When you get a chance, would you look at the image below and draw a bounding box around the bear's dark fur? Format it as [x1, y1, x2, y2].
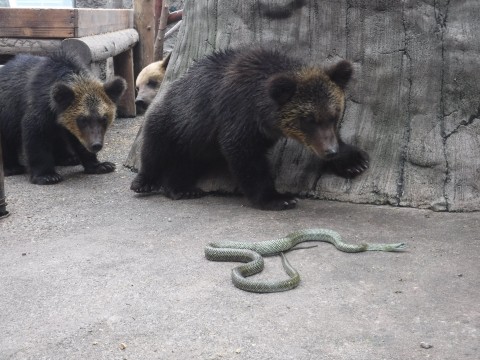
[0, 52, 126, 185]
[131, 48, 369, 210]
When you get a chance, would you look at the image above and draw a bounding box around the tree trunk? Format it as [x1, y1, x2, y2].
[125, 0, 480, 212]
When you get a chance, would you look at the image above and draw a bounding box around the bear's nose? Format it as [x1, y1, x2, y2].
[91, 143, 103, 153]
[135, 99, 147, 114]
[324, 147, 338, 159]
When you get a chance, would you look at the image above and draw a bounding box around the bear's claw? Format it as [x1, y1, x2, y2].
[84, 161, 116, 174]
[164, 187, 206, 200]
[31, 173, 63, 185]
[330, 148, 370, 179]
[256, 195, 297, 211]
[130, 173, 160, 193]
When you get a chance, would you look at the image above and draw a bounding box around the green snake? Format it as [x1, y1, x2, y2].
[205, 228, 406, 293]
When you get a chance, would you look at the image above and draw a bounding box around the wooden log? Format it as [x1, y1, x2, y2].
[113, 48, 136, 117]
[125, 0, 480, 212]
[165, 20, 182, 39]
[62, 29, 138, 118]
[0, 38, 62, 56]
[167, 10, 183, 24]
[154, 0, 163, 35]
[61, 28, 139, 63]
[133, 0, 156, 79]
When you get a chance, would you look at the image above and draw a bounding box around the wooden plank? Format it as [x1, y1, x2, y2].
[0, 8, 74, 38]
[75, 9, 134, 37]
[0, 8, 133, 39]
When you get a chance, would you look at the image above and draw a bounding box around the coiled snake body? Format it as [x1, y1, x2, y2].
[205, 228, 406, 293]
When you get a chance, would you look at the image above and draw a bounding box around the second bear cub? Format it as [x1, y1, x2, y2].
[0, 52, 126, 185]
[131, 48, 369, 210]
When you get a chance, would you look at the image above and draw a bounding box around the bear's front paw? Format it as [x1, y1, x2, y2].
[164, 186, 205, 200]
[330, 148, 369, 179]
[31, 173, 63, 185]
[255, 194, 297, 211]
[84, 161, 116, 174]
[131, 173, 159, 193]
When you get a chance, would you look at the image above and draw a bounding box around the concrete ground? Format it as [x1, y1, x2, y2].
[0, 116, 479, 360]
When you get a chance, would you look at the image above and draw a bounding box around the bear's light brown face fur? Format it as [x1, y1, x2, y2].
[53, 75, 126, 153]
[269, 60, 352, 159]
[135, 53, 171, 114]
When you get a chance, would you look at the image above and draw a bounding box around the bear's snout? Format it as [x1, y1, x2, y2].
[90, 143, 103, 153]
[80, 126, 106, 154]
[308, 127, 339, 159]
[135, 98, 148, 115]
[324, 146, 339, 159]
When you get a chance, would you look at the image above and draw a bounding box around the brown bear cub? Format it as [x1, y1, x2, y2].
[0, 51, 126, 185]
[135, 52, 171, 115]
[131, 48, 369, 210]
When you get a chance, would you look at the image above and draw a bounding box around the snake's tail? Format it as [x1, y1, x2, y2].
[365, 243, 407, 252]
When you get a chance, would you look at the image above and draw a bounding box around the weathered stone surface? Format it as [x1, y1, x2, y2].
[126, 0, 480, 211]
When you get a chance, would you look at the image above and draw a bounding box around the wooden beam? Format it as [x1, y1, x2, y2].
[133, 0, 156, 79]
[167, 10, 183, 24]
[153, 0, 169, 61]
[74, 9, 134, 37]
[114, 49, 136, 117]
[61, 29, 139, 63]
[0, 8, 133, 39]
[0, 8, 74, 38]
[0, 38, 62, 56]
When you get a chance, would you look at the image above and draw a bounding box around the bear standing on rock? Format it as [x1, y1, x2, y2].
[0, 51, 126, 185]
[131, 48, 369, 210]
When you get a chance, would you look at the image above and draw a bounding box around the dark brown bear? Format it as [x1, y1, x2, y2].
[0, 51, 126, 185]
[131, 48, 369, 210]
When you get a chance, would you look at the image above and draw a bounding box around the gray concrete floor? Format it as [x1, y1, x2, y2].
[1, 117, 479, 360]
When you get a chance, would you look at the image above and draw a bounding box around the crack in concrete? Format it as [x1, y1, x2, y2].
[204, 0, 218, 51]
[435, 0, 451, 211]
[396, 2, 413, 206]
[444, 105, 480, 139]
[378, 48, 407, 55]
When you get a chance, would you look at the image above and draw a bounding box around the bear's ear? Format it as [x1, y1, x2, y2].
[268, 74, 297, 105]
[51, 83, 75, 112]
[161, 51, 172, 70]
[104, 77, 127, 103]
[326, 60, 353, 89]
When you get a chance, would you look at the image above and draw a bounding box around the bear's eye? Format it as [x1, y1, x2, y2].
[327, 115, 337, 125]
[300, 115, 316, 124]
[100, 116, 109, 127]
[76, 117, 88, 128]
[147, 80, 159, 88]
